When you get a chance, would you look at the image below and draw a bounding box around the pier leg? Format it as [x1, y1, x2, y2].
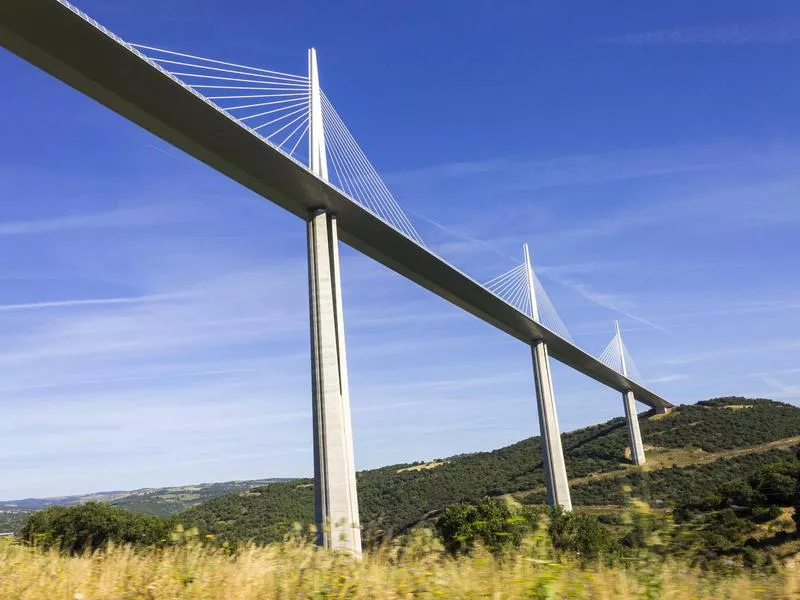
[308, 208, 361, 557]
[622, 390, 646, 466]
[531, 341, 572, 510]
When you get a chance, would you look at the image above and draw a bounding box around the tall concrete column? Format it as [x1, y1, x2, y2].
[622, 390, 646, 466]
[614, 321, 646, 466]
[531, 340, 572, 511]
[308, 208, 362, 557]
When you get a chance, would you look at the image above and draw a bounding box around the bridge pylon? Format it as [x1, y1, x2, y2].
[524, 244, 572, 511]
[306, 48, 362, 557]
[614, 321, 646, 466]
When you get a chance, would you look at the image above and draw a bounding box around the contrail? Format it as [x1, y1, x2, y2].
[0, 294, 177, 312]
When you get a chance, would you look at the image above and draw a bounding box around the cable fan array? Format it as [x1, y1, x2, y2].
[127, 43, 649, 384]
[321, 93, 424, 246]
[482, 256, 651, 383]
[482, 261, 574, 343]
[130, 46, 424, 246]
[131, 45, 312, 165]
[597, 328, 643, 383]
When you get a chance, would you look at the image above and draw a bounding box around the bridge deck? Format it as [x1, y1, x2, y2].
[0, 0, 672, 410]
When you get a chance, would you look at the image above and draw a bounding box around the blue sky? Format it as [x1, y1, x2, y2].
[1, 0, 799, 499]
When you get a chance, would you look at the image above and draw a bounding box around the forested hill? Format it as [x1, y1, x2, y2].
[180, 397, 800, 546]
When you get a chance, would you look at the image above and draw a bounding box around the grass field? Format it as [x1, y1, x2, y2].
[2, 536, 799, 599]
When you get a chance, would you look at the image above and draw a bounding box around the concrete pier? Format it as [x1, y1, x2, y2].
[531, 340, 572, 511]
[613, 322, 647, 466]
[622, 390, 646, 466]
[308, 208, 362, 557]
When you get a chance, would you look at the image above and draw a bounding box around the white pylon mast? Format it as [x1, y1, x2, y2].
[615, 320, 628, 378]
[523, 243, 540, 322]
[308, 48, 328, 181]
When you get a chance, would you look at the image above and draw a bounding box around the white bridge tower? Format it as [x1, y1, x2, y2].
[615, 321, 646, 466]
[306, 48, 362, 557]
[524, 244, 572, 510]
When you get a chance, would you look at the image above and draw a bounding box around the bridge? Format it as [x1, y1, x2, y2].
[1, 0, 672, 558]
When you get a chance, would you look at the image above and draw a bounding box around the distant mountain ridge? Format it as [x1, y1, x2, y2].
[0, 479, 293, 512]
[1, 491, 128, 510]
[0, 479, 292, 533]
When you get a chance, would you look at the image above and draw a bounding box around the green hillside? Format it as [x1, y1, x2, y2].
[180, 397, 800, 546]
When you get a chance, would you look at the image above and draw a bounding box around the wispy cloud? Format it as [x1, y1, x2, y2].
[410, 202, 667, 334]
[391, 143, 718, 195]
[759, 377, 800, 401]
[0, 294, 179, 312]
[411, 212, 518, 264]
[0, 265, 309, 369]
[532, 176, 800, 250]
[409, 204, 666, 334]
[569, 319, 654, 338]
[647, 374, 690, 384]
[540, 271, 669, 333]
[0, 205, 184, 237]
[392, 142, 800, 276]
[537, 261, 635, 278]
[745, 367, 800, 378]
[607, 23, 800, 46]
[0, 365, 266, 394]
[364, 371, 529, 395]
[656, 299, 800, 323]
[666, 339, 800, 365]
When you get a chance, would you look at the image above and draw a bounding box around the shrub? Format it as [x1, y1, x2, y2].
[547, 506, 616, 560]
[435, 497, 538, 555]
[753, 505, 783, 523]
[742, 546, 760, 568]
[750, 463, 800, 505]
[718, 479, 764, 508]
[768, 505, 783, 521]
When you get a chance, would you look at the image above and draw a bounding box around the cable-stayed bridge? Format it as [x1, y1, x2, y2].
[0, 0, 672, 558]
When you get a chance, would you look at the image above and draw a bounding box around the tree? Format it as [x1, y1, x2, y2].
[21, 503, 171, 554]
